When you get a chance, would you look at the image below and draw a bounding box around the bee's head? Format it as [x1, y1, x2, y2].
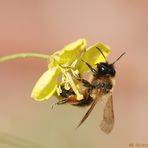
[96, 62, 115, 77]
[95, 47, 125, 77]
[81, 47, 125, 78]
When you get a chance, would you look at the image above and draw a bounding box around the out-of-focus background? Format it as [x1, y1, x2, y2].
[0, 0, 148, 148]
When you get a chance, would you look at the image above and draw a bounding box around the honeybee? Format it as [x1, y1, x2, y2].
[56, 47, 125, 134]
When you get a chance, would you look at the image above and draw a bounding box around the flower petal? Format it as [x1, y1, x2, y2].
[31, 66, 60, 101]
[48, 39, 87, 68]
[58, 39, 87, 65]
[48, 55, 59, 68]
[76, 43, 110, 74]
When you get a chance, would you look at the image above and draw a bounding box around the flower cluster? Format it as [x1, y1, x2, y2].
[31, 39, 110, 101]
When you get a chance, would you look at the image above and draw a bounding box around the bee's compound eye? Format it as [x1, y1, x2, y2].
[100, 66, 105, 71]
[99, 65, 107, 75]
[108, 64, 116, 76]
[108, 68, 115, 76]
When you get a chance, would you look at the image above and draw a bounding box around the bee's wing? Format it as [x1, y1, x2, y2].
[99, 94, 114, 134]
[77, 90, 103, 128]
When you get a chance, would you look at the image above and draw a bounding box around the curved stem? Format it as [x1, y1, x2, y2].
[0, 53, 49, 63]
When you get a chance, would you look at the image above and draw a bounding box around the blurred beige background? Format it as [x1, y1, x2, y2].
[0, 0, 148, 148]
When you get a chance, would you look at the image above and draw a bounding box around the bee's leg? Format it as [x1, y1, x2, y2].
[81, 60, 98, 76]
[67, 95, 81, 105]
[67, 90, 93, 106]
[56, 98, 69, 105]
[77, 78, 93, 88]
[55, 95, 80, 105]
[56, 91, 93, 106]
[50, 98, 69, 109]
[65, 94, 92, 106]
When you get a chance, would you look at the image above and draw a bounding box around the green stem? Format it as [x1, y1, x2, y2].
[0, 53, 49, 63]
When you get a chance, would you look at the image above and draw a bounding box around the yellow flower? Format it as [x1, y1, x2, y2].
[31, 39, 110, 101]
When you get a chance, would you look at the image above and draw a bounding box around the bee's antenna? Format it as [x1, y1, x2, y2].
[96, 47, 108, 63]
[112, 52, 126, 65]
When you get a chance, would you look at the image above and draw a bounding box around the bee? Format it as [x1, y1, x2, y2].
[56, 47, 125, 134]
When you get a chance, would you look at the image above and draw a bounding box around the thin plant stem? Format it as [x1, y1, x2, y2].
[0, 53, 49, 63]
